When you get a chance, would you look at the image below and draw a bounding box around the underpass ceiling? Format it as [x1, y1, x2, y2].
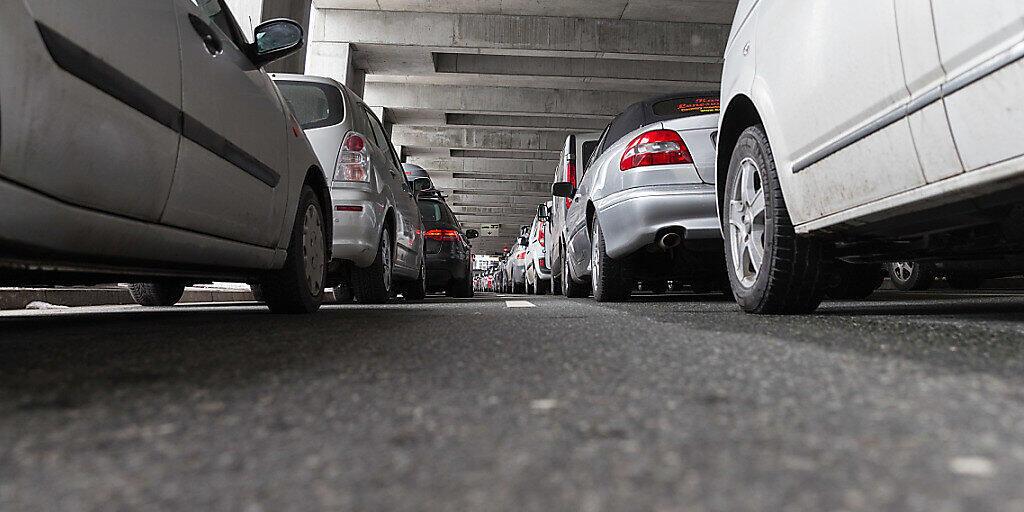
[307, 0, 737, 253]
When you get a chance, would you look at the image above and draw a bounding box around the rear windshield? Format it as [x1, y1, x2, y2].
[418, 200, 451, 223]
[651, 96, 720, 120]
[275, 81, 345, 129]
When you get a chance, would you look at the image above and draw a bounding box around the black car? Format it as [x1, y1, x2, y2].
[418, 195, 479, 297]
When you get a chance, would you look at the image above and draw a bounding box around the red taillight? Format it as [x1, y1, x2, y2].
[425, 229, 460, 241]
[539, 258, 546, 268]
[335, 205, 363, 212]
[516, 252, 526, 259]
[565, 160, 576, 209]
[336, 132, 371, 182]
[620, 130, 692, 171]
[539, 224, 545, 247]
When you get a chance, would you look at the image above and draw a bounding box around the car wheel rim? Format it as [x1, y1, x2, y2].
[728, 157, 766, 289]
[302, 204, 326, 296]
[893, 262, 914, 282]
[591, 225, 601, 295]
[382, 232, 392, 292]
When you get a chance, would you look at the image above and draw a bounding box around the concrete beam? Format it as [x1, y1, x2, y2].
[364, 83, 651, 117]
[305, 42, 366, 97]
[391, 126, 570, 153]
[445, 114, 608, 132]
[450, 149, 560, 159]
[430, 177, 550, 194]
[406, 156, 556, 175]
[434, 53, 722, 84]
[318, 10, 730, 61]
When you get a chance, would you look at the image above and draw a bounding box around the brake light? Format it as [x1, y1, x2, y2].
[335, 131, 371, 182]
[425, 229, 460, 241]
[539, 258, 546, 268]
[620, 130, 691, 171]
[539, 223, 545, 247]
[516, 252, 526, 259]
[565, 159, 576, 209]
[335, 205, 363, 212]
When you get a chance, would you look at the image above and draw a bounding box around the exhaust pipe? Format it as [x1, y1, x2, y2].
[658, 232, 682, 250]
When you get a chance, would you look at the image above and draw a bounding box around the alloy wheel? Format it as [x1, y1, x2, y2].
[727, 157, 766, 288]
[892, 261, 914, 283]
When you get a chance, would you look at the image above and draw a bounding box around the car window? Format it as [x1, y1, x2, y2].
[581, 140, 599, 170]
[275, 81, 345, 129]
[650, 95, 720, 121]
[363, 108, 404, 171]
[190, 0, 248, 48]
[418, 200, 443, 222]
[585, 125, 611, 175]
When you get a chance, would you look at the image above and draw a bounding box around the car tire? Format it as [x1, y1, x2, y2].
[352, 229, 394, 304]
[249, 283, 265, 303]
[260, 185, 327, 314]
[591, 217, 632, 302]
[562, 246, 589, 298]
[886, 261, 935, 291]
[128, 282, 185, 307]
[537, 278, 550, 295]
[513, 281, 525, 294]
[332, 285, 354, 303]
[403, 259, 427, 301]
[646, 281, 667, 294]
[946, 272, 985, 290]
[723, 124, 827, 314]
[826, 261, 883, 300]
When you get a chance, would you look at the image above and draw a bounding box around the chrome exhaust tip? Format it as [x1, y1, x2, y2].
[658, 232, 682, 250]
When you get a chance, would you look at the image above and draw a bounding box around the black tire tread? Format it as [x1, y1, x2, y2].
[128, 282, 185, 307]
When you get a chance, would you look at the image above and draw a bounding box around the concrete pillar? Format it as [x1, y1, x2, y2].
[306, 42, 365, 98]
[260, 0, 312, 74]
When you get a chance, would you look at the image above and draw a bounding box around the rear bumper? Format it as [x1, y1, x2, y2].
[330, 187, 385, 268]
[531, 256, 551, 280]
[425, 252, 469, 289]
[594, 184, 720, 260]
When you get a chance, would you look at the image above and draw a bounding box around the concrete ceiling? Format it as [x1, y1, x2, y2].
[306, 0, 736, 254]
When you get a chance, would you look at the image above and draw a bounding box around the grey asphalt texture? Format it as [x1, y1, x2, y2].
[2, 290, 1024, 511]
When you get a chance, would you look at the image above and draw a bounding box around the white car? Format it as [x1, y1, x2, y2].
[272, 74, 427, 303]
[0, 0, 330, 313]
[718, 0, 1024, 313]
[524, 202, 552, 294]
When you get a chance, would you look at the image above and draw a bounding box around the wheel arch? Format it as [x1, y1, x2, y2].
[303, 166, 332, 258]
[716, 94, 763, 219]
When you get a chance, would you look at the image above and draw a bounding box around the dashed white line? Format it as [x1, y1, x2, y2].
[505, 300, 536, 308]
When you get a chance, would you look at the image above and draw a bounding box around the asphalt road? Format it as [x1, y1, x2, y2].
[3, 290, 1024, 511]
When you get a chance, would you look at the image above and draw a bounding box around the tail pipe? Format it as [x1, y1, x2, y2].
[656, 229, 684, 250]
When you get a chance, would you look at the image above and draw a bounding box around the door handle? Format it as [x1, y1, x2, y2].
[188, 14, 223, 56]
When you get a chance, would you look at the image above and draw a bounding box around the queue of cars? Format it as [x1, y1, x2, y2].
[4, 1, 1023, 316]
[484, 2, 1024, 315]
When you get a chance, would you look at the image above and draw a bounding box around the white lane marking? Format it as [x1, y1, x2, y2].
[505, 300, 536, 308]
[530, 398, 558, 410]
[949, 456, 996, 476]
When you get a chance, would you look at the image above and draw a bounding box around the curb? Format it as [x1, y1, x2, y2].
[0, 286, 255, 310]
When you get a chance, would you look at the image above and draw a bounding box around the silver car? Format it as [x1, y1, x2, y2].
[273, 74, 426, 303]
[0, 0, 330, 313]
[553, 93, 725, 301]
[525, 202, 552, 295]
[548, 132, 601, 295]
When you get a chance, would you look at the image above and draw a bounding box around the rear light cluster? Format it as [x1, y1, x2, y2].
[564, 159, 576, 209]
[539, 222, 546, 247]
[425, 229, 460, 241]
[335, 131, 371, 182]
[516, 252, 526, 259]
[620, 130, 692, 171]
[539, 258, 546, 268]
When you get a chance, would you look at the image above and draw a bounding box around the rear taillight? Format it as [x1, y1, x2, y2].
[539, 258, 546, 268]
[565, 160, 576, 209]
[335, 131, 371, 182]
[516, 252, 526, 259]
[425, 229, 460, 241]
[539, 223, 545, 247]
[620, 130, 692, 171]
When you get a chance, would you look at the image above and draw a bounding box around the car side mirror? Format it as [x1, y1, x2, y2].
[465, 229, 480, 239]
[412, 177, 433, 194]
[250, 19, 304, 67]
[537, 203, 550, 220]
[551, 181, 574, 198]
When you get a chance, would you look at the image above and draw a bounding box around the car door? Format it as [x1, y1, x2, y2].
[11, 0, 181, 221]
[756, 0, 925, 225]
[892, 0, 965, 184]
[566, 127, 610, 272]
[161, 0, 291, 247]
[929, 1, 1024, 172]
[550, 135, 575, 271]
[364, 107, 419, 273]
